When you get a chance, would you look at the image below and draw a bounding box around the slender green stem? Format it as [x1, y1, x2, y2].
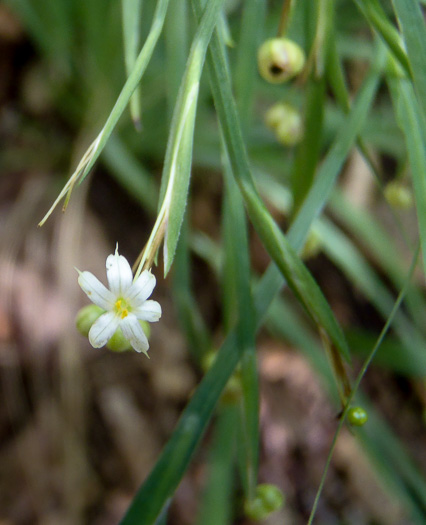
[307, 243, 420, 525]
[277, 0, 295, 37]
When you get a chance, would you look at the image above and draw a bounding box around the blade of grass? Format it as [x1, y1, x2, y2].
[195, 405, 237, 525]
[233, 0, 266, 127]
[387, 73, 426, 277]
[39, 0, 170, 226]
[192, 0, 351, 363]
[291, 76, 326, 212]
[355, 0, 411, 77]
[137, 0, 226, 276]
[164, 0, 188, 119]
[119, 331, 241, 524]
[122, 0, 143, 128]
[222, 147, 258, 500]
[391, 0, 426, 122]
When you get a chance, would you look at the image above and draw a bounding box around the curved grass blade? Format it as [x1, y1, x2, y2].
[355, 0, 411, 76]
[39, 0, 170, 226]
[136, 0, 226, 277]
[192, 0, 350, 363]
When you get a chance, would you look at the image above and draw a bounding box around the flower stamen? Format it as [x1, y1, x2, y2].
[115, 299, 129, 319]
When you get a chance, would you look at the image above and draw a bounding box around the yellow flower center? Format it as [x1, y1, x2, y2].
[115, 299, 129, 319]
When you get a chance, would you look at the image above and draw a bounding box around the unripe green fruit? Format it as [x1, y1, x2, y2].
[265, 103, 304, 146]
[347, 406, 368, 426]
[106, 321, 150, 352]
[384, 181, 413, 210]
[76, 305, 104, 337]
[244, 484, 284, 520]
[301, 228, 322, 260]
[258, 38, 305, 84]
[202, 350, 242, 403]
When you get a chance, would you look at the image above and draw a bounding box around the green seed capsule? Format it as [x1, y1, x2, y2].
[347, 406, 368, 426]
[76, 304, 104, 337]
[384, 181, 413, 210]
[258, 38, 305, 84]
[265, 103, 304, 146]
[244, 484, 285, 520]
[106, 321, 150, 352]
[301, 228, 321, 260]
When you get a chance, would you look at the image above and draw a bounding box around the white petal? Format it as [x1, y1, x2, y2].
[106, 247, 133, 296]
[78, 270, 115, 310]
[133, 300, 162, 322]
[120, 314, 150, 355]
[127, 270, 156, 306]
[89, 311, 120, 348]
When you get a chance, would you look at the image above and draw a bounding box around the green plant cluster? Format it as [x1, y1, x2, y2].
[6, 0, 426, 523]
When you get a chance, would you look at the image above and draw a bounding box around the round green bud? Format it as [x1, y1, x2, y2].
[347, 406, 368, 427]
[301, 228, 322, 260]
[265, 103, 304, 146]
[244, 484, 285, 521]
[384, 181, 413, 210]
[202, 350, 242, 403]
[76, 305, 104, 337]
[201, 350, 217, 372]
[106, 321, 150, 353]
[257, 38, 305, 84]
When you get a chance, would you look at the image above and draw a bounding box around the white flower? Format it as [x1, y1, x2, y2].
[77, 247, 161, 356]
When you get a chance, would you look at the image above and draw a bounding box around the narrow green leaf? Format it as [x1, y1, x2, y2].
[289, 41, 386, 245]
[387, 75, 426, 277]
[161, 0, 226, 275]
[119, 332, 241, 524]
[233, 0, 266, 127]
[192, 0, 351, 362]
[195, 406, 237, 525]
[39, 0, 170, 225]
[164, 0, 188, 119]
[222, 148, 258, 499]
[122, 0, 143, 128]
[391, 0, 426, 121]
[291, 76, 326, 212]
[355, 0, 411, 76]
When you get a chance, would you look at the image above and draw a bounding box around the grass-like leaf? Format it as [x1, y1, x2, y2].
[38, 0, 170, 226]
[387, 74, 426, 278]
[147, 0, 226, 276]
[392, 0, 426, 121]
[193, 0, 350, 363]
[121, 0, 143, 128]
[222, 153, 258, 499]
